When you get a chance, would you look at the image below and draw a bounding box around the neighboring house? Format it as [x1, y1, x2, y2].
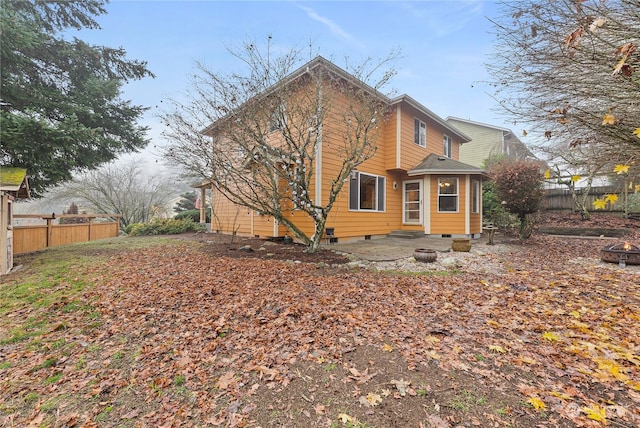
[1, 167, 30, 275]
[445, 117, 535, 168]
[202, 57, 485, 242]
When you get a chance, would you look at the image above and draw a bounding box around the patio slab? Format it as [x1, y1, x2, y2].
[324, 236, 483, 261]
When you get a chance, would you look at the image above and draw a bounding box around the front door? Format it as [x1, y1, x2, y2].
[403, 180, 422, 225]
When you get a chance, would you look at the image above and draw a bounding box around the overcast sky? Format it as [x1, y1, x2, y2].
[73, 0, 523, 165]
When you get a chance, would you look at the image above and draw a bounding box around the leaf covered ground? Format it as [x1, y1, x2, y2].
[1, 214, 639, 427]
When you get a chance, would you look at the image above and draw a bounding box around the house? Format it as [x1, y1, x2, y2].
[200, 57, 485, 242]
[1, 167, 30, 275]
[445, 117, 535, 168]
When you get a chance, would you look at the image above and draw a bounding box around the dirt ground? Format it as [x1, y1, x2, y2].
[2, 212, 639, 428]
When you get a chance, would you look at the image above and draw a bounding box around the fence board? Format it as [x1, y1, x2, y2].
[13, 214, 121, 254]
[543, 185, 630, 213]
[13, 226, 47, 254]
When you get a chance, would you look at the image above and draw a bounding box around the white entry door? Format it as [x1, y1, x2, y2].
[403, 180, 422, 224]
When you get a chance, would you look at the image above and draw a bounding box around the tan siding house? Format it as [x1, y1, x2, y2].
[201, 58, 486, 242]
[446, 117, 535, 168]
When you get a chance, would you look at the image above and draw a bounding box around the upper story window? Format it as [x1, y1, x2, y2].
[349, 171, 386, 212]
[414, 118, 426, 147]
[269, 104, 286, 132]
[438, 177, 458, 212]
[443, 135, 452, 158]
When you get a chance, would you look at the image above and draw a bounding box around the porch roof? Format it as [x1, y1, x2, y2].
[408, 153, 486, 177]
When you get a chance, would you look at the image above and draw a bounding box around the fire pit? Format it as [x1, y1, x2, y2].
[601, 242, 640, 266]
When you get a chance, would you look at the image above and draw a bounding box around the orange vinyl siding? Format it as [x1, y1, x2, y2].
[428, 176, 467, 235]
[382, 105, 399, 170]
[314, 89, 401, 240]
[397, 105, 431, 171]
[210, 189, 252, 235]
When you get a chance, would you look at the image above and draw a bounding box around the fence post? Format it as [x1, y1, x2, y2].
[46, 217, 53, 248]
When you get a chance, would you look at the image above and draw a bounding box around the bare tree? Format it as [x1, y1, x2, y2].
[58, 159, 174, 230]
[161, 41, 397, 252]
[488, 0, 640, 166]
[540, 142, 610, 219]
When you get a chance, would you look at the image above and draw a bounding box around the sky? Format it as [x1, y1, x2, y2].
[72, 0, 522, 167]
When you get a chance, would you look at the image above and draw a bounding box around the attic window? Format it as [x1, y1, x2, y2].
[443, 135, 452, 158]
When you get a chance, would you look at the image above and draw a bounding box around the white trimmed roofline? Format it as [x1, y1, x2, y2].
[201, 56, 391, 135]
[391, 96, 472, 144]
[445, 116, 525, 145]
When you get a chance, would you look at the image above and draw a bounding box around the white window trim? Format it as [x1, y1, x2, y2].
[414, 118, 426, 147]
[437, 177, 459, 213]
[443, 135, 452, 158]
[349, 171, 386, 212]
[403, 180, 422, 224]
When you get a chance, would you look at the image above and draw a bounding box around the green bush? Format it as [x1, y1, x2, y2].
[127, 218, 206, 236]
[124, 223, 139, 235]
[174, 208, 210, 223]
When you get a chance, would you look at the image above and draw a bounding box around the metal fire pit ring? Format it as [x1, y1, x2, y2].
[601, 242, 640, 265]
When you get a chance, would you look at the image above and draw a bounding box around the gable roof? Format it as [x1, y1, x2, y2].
[396, 97, 471, 143]
[0, 167, 30, 198]
[202, 56, 391, 135]
[445, 116, 526, 144]
[408, 153, 485, 176]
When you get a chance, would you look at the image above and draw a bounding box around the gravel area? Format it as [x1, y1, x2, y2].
[340, 243, 640, 276]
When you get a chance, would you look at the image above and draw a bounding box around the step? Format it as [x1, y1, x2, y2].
[387, 230, 425, 239]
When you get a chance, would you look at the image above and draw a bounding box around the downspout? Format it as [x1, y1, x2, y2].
[315, 85, 323, 215]
[396, 105, 402, 169]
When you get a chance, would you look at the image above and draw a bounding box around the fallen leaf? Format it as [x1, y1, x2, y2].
[527, 397, 546, 411]
[488, 345, 506, 353]
[362, 392, 382, 406]
[216, 371, 236, 390]
[542, 332, 560, 341]
[338, 413, 354, 423]
[583, 404, 607, 422]
[390, 379, 411, 397]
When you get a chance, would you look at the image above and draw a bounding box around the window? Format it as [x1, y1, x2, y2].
[471, 179, 480, 214]
[349, 172, 386, 212]
[414, 118, 426, 147]
[269, 104, 286, 132]
[438, 177, 458, 212]
[443, 135, 452, 158]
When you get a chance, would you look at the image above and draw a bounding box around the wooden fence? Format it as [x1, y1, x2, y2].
[543, 185, 631, 213]
[13, 214, 121, 254]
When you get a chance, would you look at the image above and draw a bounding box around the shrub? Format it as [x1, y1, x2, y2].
[488, 159, 545, 240]
[127, 218, 206, 236]
[174, 208, 211, 223]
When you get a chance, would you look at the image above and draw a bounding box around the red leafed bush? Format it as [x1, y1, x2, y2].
[488, 159, 545, 239]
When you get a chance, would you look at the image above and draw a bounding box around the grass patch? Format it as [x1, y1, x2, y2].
[448, 390, 486, 412]
[43, 372, 63, 385]
[0, 238, 181, 345]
